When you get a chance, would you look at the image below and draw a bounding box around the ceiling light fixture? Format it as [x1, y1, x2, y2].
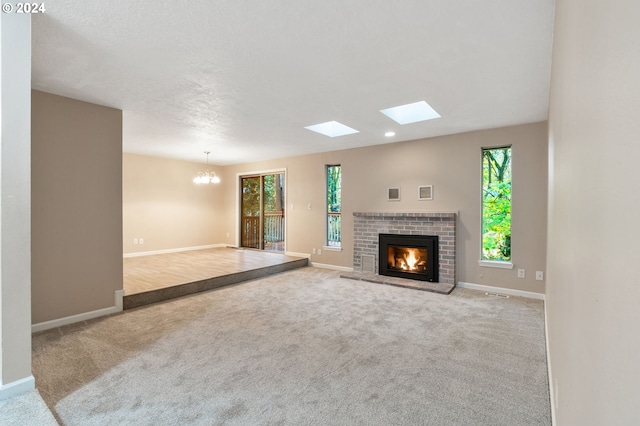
[380, 100, 441, 124]
[193, 151, 220, 184]
[385, 131, 396, 137]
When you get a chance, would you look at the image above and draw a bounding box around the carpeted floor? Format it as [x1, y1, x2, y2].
[0, 390, 58, 425]
[32, 267, 551, 425]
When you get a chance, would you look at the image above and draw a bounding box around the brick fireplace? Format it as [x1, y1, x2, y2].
[352, 212, 456, 285]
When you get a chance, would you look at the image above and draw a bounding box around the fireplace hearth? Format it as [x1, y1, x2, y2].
[379, 234, 439, 282]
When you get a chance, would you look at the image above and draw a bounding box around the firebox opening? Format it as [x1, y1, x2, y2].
[379, 233, 439, 282]
[387, 246, 428, 273]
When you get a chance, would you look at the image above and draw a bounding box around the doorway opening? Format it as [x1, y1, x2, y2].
[240, 172, 285, 252]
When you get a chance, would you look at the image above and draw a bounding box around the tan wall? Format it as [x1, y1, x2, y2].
[546, 0, 640, 424]
[221, 122, 548, 293]
[31, 90, 123, 324]
[123, 154, 224, 253]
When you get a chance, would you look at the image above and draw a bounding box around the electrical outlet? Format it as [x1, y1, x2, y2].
[133, 238, 138, 245]
[139, 238, 144, 245]
[517, 269, 525, 278]
[226, 232, 230, 238]
[312, 248, 316, 254]
[317, 249, 321, 255]
[536, 271, 544, 281]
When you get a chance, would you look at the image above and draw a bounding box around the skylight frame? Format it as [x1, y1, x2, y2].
[304, 121, 359, 138]
[380, 101, 441, 125]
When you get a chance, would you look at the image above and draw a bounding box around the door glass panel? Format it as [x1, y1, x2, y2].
[241, 176, 261, 249]
[263, 174, 285, 252]
[240, 173, 285, 252]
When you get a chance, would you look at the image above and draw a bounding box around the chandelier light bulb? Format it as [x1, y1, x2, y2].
[193, 152, 220, 185]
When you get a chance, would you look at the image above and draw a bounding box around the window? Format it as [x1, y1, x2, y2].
[326, 165, 341, 247]
[482, 147, 511, 262]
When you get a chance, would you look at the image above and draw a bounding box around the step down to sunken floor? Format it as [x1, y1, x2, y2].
[124, 257, 308, 310]
[340, 272, 455, 294]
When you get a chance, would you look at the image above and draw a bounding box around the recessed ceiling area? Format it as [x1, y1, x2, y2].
[30, 1, 556, 166]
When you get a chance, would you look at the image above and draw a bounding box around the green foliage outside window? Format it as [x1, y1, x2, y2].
[482, 147, 511, 261]
[327, 166, 341, 213]
[241, 177, 260, 217]
[242, 174, 284, 215]
[262, 174, 283, 212]
[327, 165, 341, 246]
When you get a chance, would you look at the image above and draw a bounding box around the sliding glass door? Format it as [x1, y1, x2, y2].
[240, 173, 285, 251]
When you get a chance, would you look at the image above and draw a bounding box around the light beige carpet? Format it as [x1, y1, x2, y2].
[0, 390, 58, 425]
[33, 267, 551, 425]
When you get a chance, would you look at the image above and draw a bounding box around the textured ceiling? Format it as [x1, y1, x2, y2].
[31, 1, 556, 166]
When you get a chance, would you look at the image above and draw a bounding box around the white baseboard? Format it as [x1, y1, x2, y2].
[456, 281, 545, 300]
[32, 289, 124, 333]
[285, 251, 311, 259]
[545, 299, 556, 425]
[0, 376, 35, 400]
[310, 262, 354, 272]
[282, 251, 350, 272]
[123, 244, 226, 258]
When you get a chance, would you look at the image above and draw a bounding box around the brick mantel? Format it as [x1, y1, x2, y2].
[352, 211, 457, 284]
[353, 212, 456, 219]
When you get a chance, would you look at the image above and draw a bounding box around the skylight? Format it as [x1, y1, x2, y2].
[304, 121, 359, 138]
[380, 101, 441, 125]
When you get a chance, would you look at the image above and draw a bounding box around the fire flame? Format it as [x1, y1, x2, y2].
[389, 246, 427, 272]
[401, 248, 421, 270]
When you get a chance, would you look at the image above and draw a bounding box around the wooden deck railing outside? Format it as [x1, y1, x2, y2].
[241, 211, 285, 249]
[327, 212, 341, 246]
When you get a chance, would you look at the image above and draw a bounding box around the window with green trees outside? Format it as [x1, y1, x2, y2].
[482, 146, 511, 261]
[326, 165, 341, 247]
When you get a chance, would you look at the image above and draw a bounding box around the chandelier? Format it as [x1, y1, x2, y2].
[193, 151, 221, 184]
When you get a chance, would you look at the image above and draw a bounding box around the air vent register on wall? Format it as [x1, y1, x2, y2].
[387, 185, 433, 201]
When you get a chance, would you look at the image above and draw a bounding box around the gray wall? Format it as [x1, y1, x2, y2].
[546, 0, 640, 423]
[31, 90, 123, 324]
[0, 11, 32, 390]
